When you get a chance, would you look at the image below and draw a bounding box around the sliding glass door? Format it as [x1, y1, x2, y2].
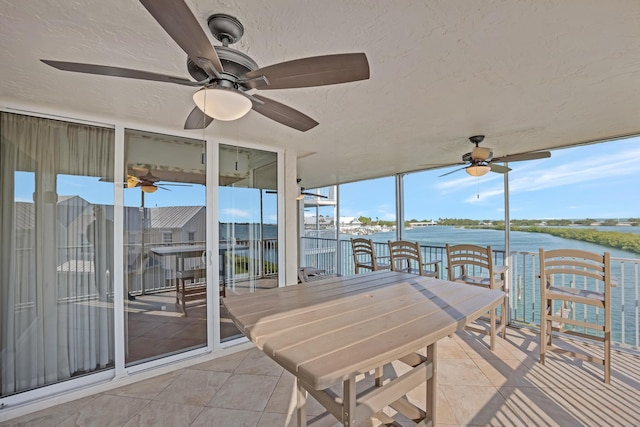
[123, 129, 207, 366]
[0, 112, 115, 396]
[219, 144, 278, 342]
[0, 110, 286, 402]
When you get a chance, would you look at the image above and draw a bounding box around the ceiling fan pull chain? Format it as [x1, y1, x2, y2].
[235, 121, 241, 171]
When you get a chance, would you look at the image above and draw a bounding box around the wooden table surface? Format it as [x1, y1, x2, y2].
[224, 271, 505, 426]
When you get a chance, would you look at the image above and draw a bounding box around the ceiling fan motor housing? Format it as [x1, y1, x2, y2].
[187, 46, 259, 84]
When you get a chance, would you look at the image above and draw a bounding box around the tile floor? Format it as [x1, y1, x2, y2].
[2, 326, 640, 426]
[125, 278, 279, 364]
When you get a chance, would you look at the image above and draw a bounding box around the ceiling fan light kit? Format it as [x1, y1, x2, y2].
[192, 86, 252, 121]
[465, 163, 491, 177]
[141, 185, 158, 193]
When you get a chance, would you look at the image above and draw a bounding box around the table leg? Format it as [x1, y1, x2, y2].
[296, 378, 308, 427]
[490, 306, 496, 351]
[426, 342, 437, 425]
[374, 366, 384, 387]
[343, 376, 356, 426]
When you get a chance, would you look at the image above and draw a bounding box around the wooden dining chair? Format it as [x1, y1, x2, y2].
[539, 248, 612, 383]
[388, 240, 440, 278]
[445, 244, 507, 350]
[351, 238, 390, 274]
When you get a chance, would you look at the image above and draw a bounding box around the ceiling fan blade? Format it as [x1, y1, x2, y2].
[245, 53, 369, 90]
[251, 94, 319, 132]
[438, 166, 466, 177]
[301, 191, 328, 199]
[139, 0, 223, 76]
[489, 163, 512, 174]
[184, 106, 214, 129]
[158, 183, 192, 187]
[41, 60, 196, 86]
[493, 151, 551, 162]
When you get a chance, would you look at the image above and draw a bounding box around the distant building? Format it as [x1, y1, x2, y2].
[409, 220, 437, 227]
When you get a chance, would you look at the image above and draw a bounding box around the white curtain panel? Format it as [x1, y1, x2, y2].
[0, 112, 114, 395]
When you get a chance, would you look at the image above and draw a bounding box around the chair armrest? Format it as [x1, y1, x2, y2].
[422, 259, 442, 266]
[494, 265, 508, 275]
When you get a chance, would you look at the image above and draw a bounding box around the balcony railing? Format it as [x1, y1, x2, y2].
[300, 236, 640, 351]
[125, 239, 279, 295]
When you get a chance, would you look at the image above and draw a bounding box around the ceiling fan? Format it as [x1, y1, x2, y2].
[296, 188, 329, 200]
[40, 0, 370, 132]
[127, 169, 191, 193]
[439, 135, 551, 177]
[295, 179, 328, 200]
[265, 182, 328, 200]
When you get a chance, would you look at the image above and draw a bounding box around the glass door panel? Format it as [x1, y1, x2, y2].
[219, 144, 278, 342]
[123, 129, 206, 366]
[1, 112, 115, 396]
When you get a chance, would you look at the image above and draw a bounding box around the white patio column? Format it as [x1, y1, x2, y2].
[395, 173, 405, 241]
[503, 166, 511, 325]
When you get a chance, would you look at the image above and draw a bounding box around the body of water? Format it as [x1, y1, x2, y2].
[360, 226, 640, 259]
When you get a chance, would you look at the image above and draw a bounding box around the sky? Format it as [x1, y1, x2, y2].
[14, 135, 639, 222]
[338, 136, 640, 221]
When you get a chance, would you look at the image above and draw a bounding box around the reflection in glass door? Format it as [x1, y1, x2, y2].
[1, 112, 115, 396]
[123, 129, 206, 366]
[219, 144, 278, 342]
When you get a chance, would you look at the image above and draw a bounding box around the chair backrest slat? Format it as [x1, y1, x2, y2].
[351, 237, 388, 273]
[388, 240, 422, 271]
[446, 244, 495, 282]
[539, 248, 611, 297]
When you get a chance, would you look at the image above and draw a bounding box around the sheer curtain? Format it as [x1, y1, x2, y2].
[1, 112, 114, 395]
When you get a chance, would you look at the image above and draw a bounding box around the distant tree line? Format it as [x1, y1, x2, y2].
[357, 216, 396, 227]
[436, 218, 639, 227]
[510, 227, 640, 254]
[355, 217, 640, 228]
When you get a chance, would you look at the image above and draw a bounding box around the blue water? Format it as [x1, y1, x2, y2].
[360, 226, 640, 259]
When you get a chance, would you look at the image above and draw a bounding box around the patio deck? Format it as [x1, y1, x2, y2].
[3, 325, 639, 426]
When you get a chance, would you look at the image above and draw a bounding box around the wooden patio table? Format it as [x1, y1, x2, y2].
[223, 270, 504, 427]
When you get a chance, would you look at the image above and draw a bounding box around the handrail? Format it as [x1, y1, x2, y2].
[300, 236, 640, 351]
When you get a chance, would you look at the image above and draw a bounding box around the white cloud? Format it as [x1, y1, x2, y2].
[375, 203, 396, 221]
[221, 208, 251, 218]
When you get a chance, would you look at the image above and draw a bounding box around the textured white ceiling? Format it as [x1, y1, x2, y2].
[1, 0, 639, 188]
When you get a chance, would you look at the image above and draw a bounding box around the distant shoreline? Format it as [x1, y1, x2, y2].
[478, 225, 640, 255]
